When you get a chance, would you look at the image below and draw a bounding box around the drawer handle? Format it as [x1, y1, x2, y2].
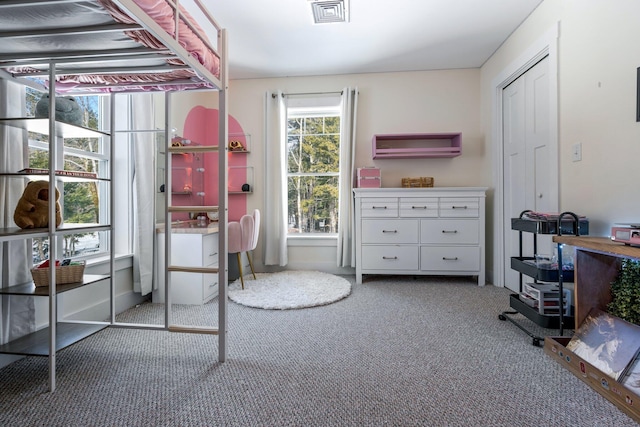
[382, 230, 398, 233]
[452, 206, 468, 209]
[372, 206, 387, 209]
[442, 257, 459, 261]
[382, 256, 398, 260]
[209, 252, 218, 257]
[208, 281, 218, 288]
[411, 206, 428, 209]
[441, 230, 458, 234]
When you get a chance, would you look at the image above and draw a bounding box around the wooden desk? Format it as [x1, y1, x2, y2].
[549, 236, 640, 422]
[552, 236, 640, 328]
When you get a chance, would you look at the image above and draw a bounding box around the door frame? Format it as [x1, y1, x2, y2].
[491, 23, 559, 287]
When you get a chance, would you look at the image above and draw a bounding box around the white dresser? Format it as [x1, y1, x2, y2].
[353, 188, 487, 285]
[153, 223, 219, 305]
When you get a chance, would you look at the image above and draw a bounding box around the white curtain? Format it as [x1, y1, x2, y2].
[337, 87, 358, 267]
[131, 94, 155, 295]
[0, 78, 35, 344]
[263, 91, 288, 266]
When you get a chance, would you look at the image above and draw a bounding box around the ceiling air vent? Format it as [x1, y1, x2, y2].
[310, 0, 350, 24]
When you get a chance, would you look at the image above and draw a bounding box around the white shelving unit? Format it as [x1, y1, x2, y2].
[0, 0, 230, 392]
[0, 105, 112, 391]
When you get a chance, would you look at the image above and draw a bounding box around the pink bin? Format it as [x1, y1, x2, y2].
[357, 167, 381, 188]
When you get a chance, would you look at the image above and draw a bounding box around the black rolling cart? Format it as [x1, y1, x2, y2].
[499, 210, 588, 346]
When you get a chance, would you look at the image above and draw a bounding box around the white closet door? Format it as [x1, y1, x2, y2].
[502, 56, 556, 293]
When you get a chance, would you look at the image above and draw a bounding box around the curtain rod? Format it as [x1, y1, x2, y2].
[271, 90, 343, 98]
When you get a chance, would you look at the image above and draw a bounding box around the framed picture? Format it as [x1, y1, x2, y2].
[637, 67, 640, 122]
[566, 308, 640, 381]
[622, 356, 640, 396]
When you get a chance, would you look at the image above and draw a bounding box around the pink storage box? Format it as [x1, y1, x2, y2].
[357, 167, 381, 188]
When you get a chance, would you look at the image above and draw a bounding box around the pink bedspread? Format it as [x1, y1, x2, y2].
[2, 0, 222, 92]
[99, 0, 220, 78]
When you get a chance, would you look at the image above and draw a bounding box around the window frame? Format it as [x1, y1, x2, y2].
[25, 92, 123, 263]
[286, 106, 341, 236]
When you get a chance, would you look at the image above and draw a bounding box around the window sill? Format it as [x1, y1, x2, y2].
[84, 253, 133, 273]
[287, 234, 337, 247]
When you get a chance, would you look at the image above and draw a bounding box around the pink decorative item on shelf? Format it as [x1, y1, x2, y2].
[357, 167, 381, 188]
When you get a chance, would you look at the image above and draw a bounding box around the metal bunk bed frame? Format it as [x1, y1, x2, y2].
[0, 0, 229, 391]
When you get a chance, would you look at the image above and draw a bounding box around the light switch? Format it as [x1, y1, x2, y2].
[572, 143, 582, 162]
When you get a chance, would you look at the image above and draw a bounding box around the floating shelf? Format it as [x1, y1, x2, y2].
[228, 132, 251, 153]
[228, 166, 254, 193]
[372, 133, 462, 159]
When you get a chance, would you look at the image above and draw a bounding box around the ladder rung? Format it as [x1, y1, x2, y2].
[168, 266, 219, 274]
[110, 322, 166, 331]
[168, 325, 219, 335]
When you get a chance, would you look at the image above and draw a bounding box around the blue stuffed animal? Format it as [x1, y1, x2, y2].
[35, 95, 83, 126]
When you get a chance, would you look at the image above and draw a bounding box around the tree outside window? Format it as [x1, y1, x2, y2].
[287, 114, 340, 234]
[25, 89, 107, 262]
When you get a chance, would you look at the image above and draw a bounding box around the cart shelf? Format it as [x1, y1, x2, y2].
[499, 210, 586, 346]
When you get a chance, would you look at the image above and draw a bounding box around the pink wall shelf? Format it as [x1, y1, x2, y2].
[372, 133, 462, 159]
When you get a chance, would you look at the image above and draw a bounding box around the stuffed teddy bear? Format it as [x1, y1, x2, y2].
[13, 181, 62, 229]
[35, 94, 83, 126]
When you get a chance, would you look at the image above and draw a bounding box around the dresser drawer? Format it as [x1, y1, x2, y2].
[360, 198, 398, 218]
[439, 198, 479, 218]
[203, 273, 219, 301]
[420, 219, 479, 244]
[399, 198, 438, 218]
[420, 246, 480, 271]
[361, 219, 419, 244]
[202, 233, 219, 266]
[361, 245, 419, 270]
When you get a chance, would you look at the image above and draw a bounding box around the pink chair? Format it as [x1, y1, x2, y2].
[228, 209, 260, 289]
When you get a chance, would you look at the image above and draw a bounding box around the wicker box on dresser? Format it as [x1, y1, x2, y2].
[353, 187, 487, 285]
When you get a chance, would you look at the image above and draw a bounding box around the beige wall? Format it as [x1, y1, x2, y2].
[228, 70, 486, 273]
[169, 71, 485, 273]
[481, 0, 640, 284]
[230, 69, 485, 187]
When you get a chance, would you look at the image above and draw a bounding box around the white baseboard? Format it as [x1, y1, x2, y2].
[63, 289, 147, 322]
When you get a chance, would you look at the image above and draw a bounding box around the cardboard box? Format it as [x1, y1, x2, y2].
[544, 336, 640, 423]
[357, 167, 381, 188]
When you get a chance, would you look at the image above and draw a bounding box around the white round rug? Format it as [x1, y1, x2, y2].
[228, 270, 351, 310]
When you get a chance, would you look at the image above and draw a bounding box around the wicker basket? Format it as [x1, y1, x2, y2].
[31, 262, 85, 287]
[401, 177, 434, 188]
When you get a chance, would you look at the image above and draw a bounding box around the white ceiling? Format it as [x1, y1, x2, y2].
[205, 0, 543, 80]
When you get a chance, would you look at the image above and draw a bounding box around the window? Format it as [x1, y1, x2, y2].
[286, 102, 341, 234]
[25, 88, 110, 263]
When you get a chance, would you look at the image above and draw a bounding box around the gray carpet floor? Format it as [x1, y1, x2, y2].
[0, 275, 637, 426]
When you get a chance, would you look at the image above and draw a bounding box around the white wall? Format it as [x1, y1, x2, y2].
[481, 0, 640, 283]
